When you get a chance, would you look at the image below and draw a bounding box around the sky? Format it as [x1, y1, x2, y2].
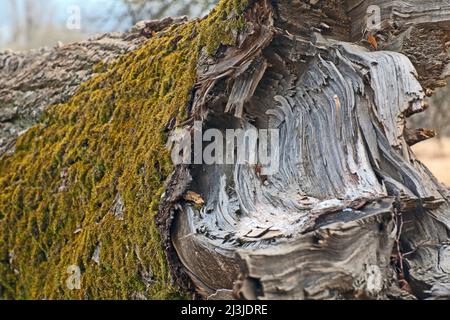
[0, 0, 130, 42]
[0, 0, 214, 49]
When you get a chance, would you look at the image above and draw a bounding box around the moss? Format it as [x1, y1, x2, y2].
[0, 0, 248, 300]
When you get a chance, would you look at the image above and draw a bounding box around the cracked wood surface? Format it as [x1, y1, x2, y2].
[166, 0, 450, 300]
[1, 1, 450, 300]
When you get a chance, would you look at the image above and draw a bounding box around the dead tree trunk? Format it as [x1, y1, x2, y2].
[1, 1, 450, 300]
[165, 0, 450, 300]
[0, 16, 187, 156]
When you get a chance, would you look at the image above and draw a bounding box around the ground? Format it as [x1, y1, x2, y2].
[413, 138, 450, 186]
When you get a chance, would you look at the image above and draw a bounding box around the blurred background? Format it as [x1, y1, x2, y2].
[0, 0, 448, 186]
[0, 0, 216, 50]
[411, 86, 450, 187]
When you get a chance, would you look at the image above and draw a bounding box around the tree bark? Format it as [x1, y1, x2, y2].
[165, 0, 450, 300]
[0, 16, 187, 156]
[1, 1, 450, 300]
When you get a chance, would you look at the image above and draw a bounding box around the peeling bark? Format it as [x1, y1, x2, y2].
[2, 1, 450, 300]
[0, 16, 187, 156]
[347, 0, 450, 89]
[164, 0, 450, 300]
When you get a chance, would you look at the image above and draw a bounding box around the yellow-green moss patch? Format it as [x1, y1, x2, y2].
[0, 0, 248, 300]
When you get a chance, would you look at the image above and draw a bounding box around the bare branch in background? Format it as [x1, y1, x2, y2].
[0, 0, 217, 50]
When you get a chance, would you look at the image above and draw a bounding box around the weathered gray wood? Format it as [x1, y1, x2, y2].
[164, 0, 450, 300]
[347, 0, 450, 89]
[1, 0, 450, 300]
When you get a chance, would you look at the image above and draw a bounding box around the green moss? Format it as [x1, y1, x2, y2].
[0, 0, 248, 300]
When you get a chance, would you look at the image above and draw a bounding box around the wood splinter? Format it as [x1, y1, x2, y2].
[404, 128, 437, 146]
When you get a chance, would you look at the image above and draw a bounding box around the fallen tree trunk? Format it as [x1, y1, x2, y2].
[0, 16, 187, 156]
[0, 0, 449, 300]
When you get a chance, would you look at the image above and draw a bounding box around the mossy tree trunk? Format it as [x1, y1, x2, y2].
[1, 1, 450, 300]
[0, 16, 186, 156]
